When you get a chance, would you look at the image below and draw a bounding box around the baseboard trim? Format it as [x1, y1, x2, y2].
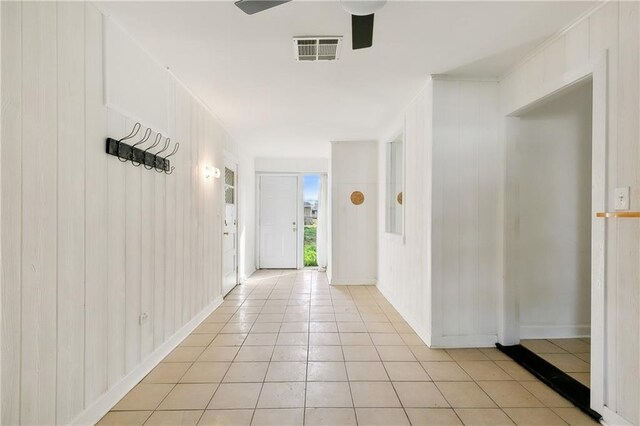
[240, 267, 257, 283]
[520, 325, 591, 339]
[430, 334, 498, 348]
[400, 311, 432, 347]
[71, 295, 224, 426]
[601, 406, 632, 426]
[377, 286, 432, 347]
[330, 278, 377, 285]
[377, 285, 497, 348]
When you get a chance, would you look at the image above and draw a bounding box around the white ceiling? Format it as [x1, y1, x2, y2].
[98, 1, 595, 157]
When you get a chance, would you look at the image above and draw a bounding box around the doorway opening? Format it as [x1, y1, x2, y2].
[512, 80, 593, 380]
[303, 174, 320, 268]
[222, 157, 239, 296]
[502, 78, 598, 418]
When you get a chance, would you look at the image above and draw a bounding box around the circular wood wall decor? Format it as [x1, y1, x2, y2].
[350, 191, 365, 205]
[397, 192, 403, 205]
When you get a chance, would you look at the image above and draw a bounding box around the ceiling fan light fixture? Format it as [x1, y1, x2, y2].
[340, 0, 387, 16]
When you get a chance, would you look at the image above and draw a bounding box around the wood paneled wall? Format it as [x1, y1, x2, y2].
[377, 79, 501, 348]
[1, 2, 243, 424]
[254, 157, 329, 174]
[377, 85, 433, 344]
[331, 141, 378, 284]
[430, 79, 501, 346]
[378, 2, 639, 422]
[500, 2, 639, 423]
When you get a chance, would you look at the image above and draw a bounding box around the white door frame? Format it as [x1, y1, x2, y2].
[223, 152, 239, 292]
[256, 173, 302, 269]
[499, 51, 608, 415]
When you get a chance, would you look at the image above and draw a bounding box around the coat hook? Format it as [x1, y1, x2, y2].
[131, 128, 152, 167]
[142, 133, 163, 170]
[153, 137, 171, 172]
[117, 122, 141, 162]
[163, 142, 180, 174]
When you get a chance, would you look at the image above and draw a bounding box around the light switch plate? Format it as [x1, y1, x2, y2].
[614, 187, 630, 210]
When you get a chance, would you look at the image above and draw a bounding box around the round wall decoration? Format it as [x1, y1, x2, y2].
[350, 191, 365, 205]
[397, 192, 403, 205]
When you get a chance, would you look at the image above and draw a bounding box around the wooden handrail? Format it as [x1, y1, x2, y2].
[596, 212, 640, 218]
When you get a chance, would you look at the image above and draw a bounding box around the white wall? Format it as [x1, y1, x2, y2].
[378, 78, 501, 348]
[430, 78, 502, 347]
[377, 83, 433, 344]
[0, 3, 251, 424]
[255, 157, 328, 173]
[331, 141, 377, 284]
[500, 3, 640, 423]
[507, 83, 592, 339]
[375, 1, 638, 423]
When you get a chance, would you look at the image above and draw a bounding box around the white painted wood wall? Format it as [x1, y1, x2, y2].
[377, 2, 639, 423]
[0, 2, 252, 424]
[330, 141, 378, 284]
[255, 157, 329, 173]
[500, 3, 640, 423]
[377, 84, 433, 344]
[430, 79, 501, 348]
[377, 79, 501, 348]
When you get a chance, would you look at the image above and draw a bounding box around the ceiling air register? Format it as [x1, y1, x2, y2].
[235, 0, 386, 50]
[293, 37, 343, 62]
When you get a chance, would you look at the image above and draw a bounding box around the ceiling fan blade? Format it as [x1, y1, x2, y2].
[235, 0, 291, 15]
[352, 13, 374, 49]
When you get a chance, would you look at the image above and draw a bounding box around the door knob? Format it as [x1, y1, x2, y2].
[224, 232, 229, 235]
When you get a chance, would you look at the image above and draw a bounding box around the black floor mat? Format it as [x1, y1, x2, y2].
[496, 343, 601, 421]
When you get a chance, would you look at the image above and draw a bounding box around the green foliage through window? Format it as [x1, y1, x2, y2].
[304, 225, 317, 267]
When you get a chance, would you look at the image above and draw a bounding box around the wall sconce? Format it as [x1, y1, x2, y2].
[204, 165, 221, 179]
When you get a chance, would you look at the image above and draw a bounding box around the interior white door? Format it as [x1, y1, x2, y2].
[259, 175, 298, 269]
[222, 162, 238, 296]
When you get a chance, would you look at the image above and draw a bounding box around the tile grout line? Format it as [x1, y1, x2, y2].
[363, 292, 413, 425]
[302, 272, 312, 426]
[103, 271, 585, 425]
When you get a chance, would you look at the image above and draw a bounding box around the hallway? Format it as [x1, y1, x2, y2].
[99, 270, 596, 426]
[4, 2, 640, 424]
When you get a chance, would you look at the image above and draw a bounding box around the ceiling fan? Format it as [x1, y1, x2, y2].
[234, 0, 387, 50]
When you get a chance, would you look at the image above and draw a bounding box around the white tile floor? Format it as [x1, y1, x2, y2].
[99, 270, 599, 425]
[521, 338, 591, 388]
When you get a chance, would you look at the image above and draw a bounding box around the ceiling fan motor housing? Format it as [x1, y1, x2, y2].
[341, 0, 387, 16]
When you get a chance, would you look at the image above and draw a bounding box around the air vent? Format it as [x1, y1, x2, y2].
[293, 37, 343, 62]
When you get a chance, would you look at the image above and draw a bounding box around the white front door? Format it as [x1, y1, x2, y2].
[222, 162, 238, 296]
[259, 175, 298, 269]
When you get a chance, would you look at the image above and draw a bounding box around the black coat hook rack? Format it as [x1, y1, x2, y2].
[106, 123, 179, 174]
